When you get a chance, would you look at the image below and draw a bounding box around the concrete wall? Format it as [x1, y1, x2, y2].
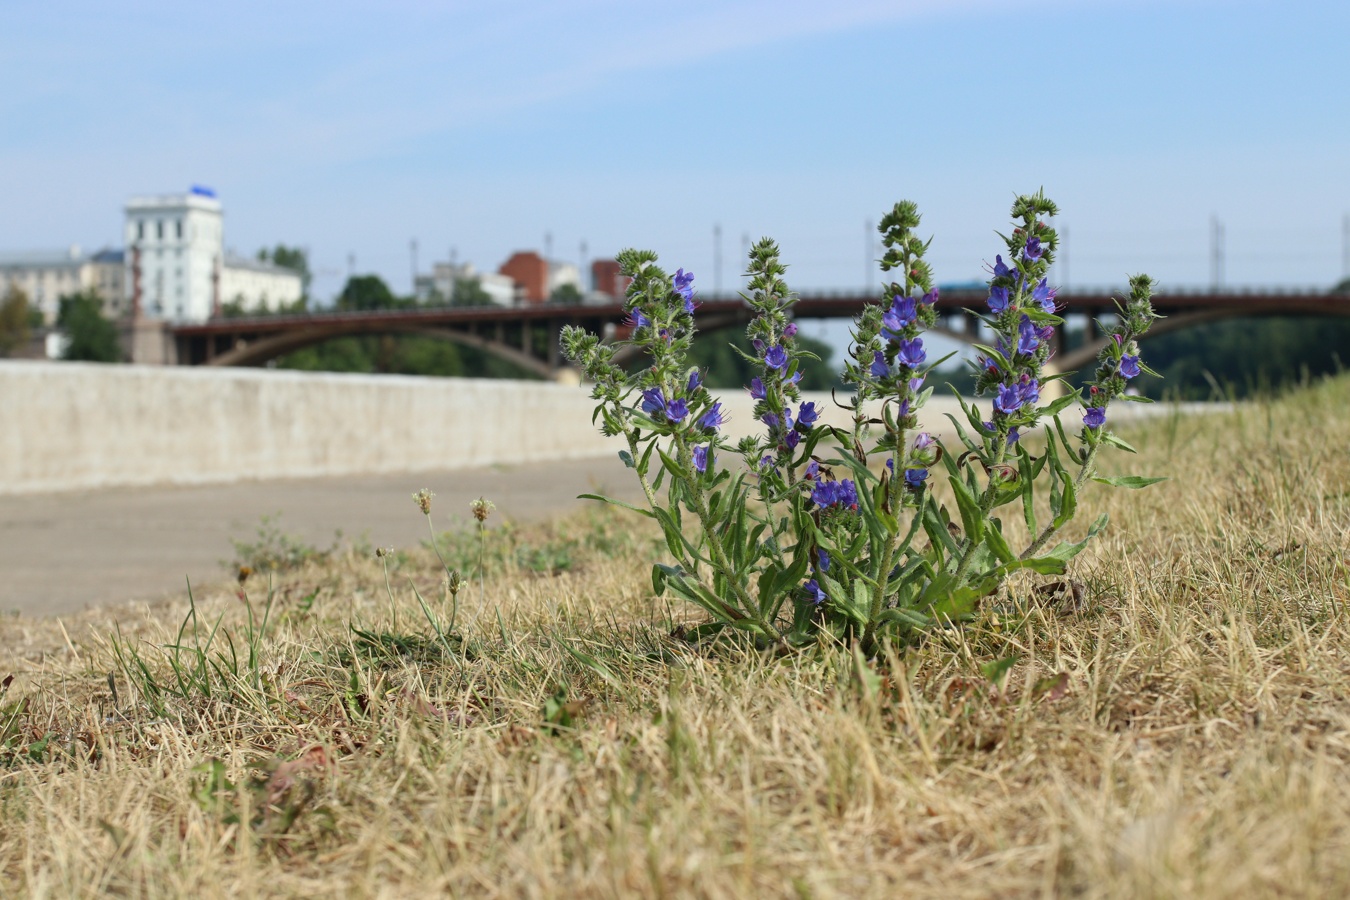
[2, 361, 950, 495]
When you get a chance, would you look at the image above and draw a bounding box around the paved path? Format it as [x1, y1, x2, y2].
[0, 455, 642, 618]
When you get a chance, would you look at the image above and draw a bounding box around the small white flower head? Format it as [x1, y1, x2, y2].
[470, 496, 496, 524]
[413, 489, 435, 516]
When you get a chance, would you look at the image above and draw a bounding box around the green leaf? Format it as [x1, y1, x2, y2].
[877, 607, 932, 629]
[652, 564, 668, 595]
[1091, 475, 1167, 489]
[984, 521, 1015, 565]
[980, 655, 1018, 687]
[1044, 512, 1110, 563]
[618, 449, 635, 469]
[949, 475, 985, 544]
[1052, 470, 1076, 531]
[577, 493, 654, 518]
[1101, 433, 1138, 454]
[1038, 392, 1079, 417]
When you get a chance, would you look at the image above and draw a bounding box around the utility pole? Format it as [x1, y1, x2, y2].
[410, 239, 418, 294]
[1210, 215, 1225, 289]
[713, 223, 723, 295]
[1342, 213, 1349, 281]
[544, 231, 553, 261]
[580, 240, 589, 290]
[347, 252, 355, 279]
[865, 220, 874, 293]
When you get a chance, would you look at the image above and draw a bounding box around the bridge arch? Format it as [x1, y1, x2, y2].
[203, 323, 557, 379]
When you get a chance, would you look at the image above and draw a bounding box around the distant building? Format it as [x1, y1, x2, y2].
[0, 245, 127, 324]
[123, 187, 300, 322]
[219, 253, 303, 313]
[591, 259, 629, 300]
[498, 251, 550, 303]
[124, 187, 224, 322]
[414, 261, 517, 306]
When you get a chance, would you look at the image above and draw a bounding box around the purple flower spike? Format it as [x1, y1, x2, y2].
[1120, 355, 1141, 379]
[988, 286, 1010, 314]
[692, 444, 709, 473]
[1032, 277, 1058, 313]
[764, 345, 789, 372]
[797, 401, 820, 429]
[665, 398, 689, 423]
[870, 351, 890, 379]
[1016, 316, 1040, 356]
[698, 401, 725, 433]
[673, 268, 695, 302]
[749, 377, 766, 400]
[897, 337, 926, 368]
[803, 579, 827, 605]
[640, 387, 666, 418]
[1024, 236, 1043, 262]
[995, 383, 1023, 416]
[1083, 407, 1106, 429]
[904, 468, 928, 488]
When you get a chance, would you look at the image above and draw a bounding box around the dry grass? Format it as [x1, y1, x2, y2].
[3, 377, 1350, 898]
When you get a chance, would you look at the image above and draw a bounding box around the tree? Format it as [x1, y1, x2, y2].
[258, 244, 312, 295]
[451, 278, 496, 307]
[0, 285, 32, 356]
[335, 275, 405, 312]
[549, 283, 584, 304]
[58, 290, 121, 362]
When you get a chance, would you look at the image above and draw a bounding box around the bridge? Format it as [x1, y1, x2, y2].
[165, 286, 1349, 377]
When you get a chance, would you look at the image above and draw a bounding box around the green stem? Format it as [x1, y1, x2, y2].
[1019, 437, 1102, 561]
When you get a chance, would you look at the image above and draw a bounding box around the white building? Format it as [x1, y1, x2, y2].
[219, 253, 303, 313]
[415, 261, 517, 306]
[124, 187, 224, 322]
[0, 245, 127, 324]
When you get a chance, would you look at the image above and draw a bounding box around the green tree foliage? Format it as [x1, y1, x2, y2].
[685, 328, 839, 391]
[451, 278, 495, 307]
[549, 283, 584, 304]
[58, 290, 121, 362]
[336, 275, 407, 312]
[1131, 316, 1350, 399]
[257, 245, 312, 295]
[0, 285, 32, 356]
[278, 335, 538, 379]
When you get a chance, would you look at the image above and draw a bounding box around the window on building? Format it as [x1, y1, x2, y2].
[156, 220, 164, 240]
[136, 221, 144, 241]
[176, 219, 183, 239]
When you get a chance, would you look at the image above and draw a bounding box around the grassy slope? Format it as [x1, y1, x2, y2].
[2, 377, 1349, 898]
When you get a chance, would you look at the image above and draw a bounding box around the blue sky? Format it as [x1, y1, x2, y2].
[2, 0, 1347, 307]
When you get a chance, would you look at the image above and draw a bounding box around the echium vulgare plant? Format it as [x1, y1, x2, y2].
[561, 191, 1163, 651]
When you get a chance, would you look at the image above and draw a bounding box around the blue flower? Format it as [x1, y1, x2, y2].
[1019, 377, 1040, 406]
[883, 295, 918, 337]
[910, 375, 925, 393]
[904, 468, 928, 488]
[988, 286, 1010, 313]
[838, 479, 859, 508]
[784, 322, 798, 338]
[995, 383, 1023, 416]
[1007, 427, 1021, 444]
[762, 412, 779, 428]
[870, 351, 890, 379]
[640, 388, 666, 418]
[812, 478, 859, 510]
[764, 345, 789, 372]
[897, 337, 926, 368]
[673, 269, 696, 313]
[1024, 236, 1043, 262]
[920, 288, 939, 305]
[804, 459, 821, 480]
[797, 401, 820, 429]
[665, 398, 689, 423]
[786, 371, 803, 387]
[1016, 316, 1040, 356]
[784, 430, 801, 451]
[913, 432, 934, 451]
[749, 377, 766, 400]
[698, 402, 725, 432]
[759, 455, 776, 470]
[1032, 278, 1057, 313]
[687, 370, 702, 393]
[626, 308, 650, 330]
[1084, 406, 1106, 429]
[1120, 355, 1140, 379]
[992, 255, 1011, 278]
[692, 444, 709, 473]
[816, 548, 830, 572]
[803, 579, 827, 605]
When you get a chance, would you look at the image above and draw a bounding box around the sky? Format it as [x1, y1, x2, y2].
[2, 0, 1348, 314]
